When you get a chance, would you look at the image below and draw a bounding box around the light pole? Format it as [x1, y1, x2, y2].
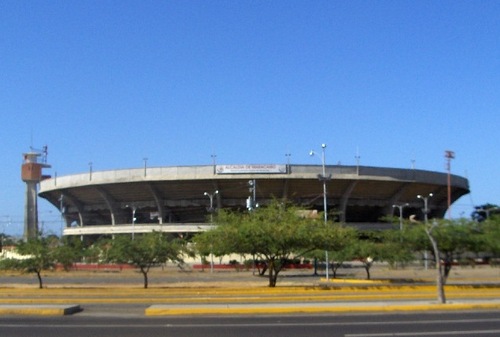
[204, 190, 219, 222]
[143, 157, 148, 177]
[417, 193, 433, 270]
[126, 205, 137, 240]
[310, 144, 331, 280]
[204, 190, 218, 273]
[417, 193, 433, 224]
[392, 203, 409, 232]
[445, 150, 455, 219]
[59, 194, 65, 237]
[246, 180, 257, 211]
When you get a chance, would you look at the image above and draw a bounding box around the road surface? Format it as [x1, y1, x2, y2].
[0, 311, 499, 337]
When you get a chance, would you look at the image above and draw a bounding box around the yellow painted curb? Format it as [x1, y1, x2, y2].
[0, 305, 81, 316]
[145, 302, 500, 316]
[320, 278, 389, 284]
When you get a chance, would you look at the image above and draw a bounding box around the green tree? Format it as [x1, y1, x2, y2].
[403, 219, 481, 304]
[478, 215, 500, 258]
[54, 236, 84, 271]
[195, 200, 353, 287]
[8, 237, 59, 288]
[307, 225, 358, 278]
[107, 232, 186, 288]
[347, 231, 386, 280]
[472, 204, 499, 222]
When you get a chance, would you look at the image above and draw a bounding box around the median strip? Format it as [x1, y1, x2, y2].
[145, 301, 500, 316]
[0, 304, 82, 316]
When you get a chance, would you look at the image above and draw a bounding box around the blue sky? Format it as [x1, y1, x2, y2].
[1, 1, 499, 236]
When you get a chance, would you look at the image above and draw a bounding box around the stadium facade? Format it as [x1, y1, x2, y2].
[38, 164, 470, 238]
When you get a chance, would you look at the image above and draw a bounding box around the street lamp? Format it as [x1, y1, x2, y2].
[246, 180, 257, 211]
[204, 190, 219, 273]
[310, 143, 332, 280]
[417, 193, 433, 270]
[126, 205, 137, 240]
[392, 203, 409, 232]
[417, 193, 433, 223]
[204, 190, 219, 222]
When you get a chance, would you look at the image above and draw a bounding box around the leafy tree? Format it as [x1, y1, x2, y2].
[106, 232, 186, 288]
[327, 246, 356, 279]
[347, 231, 387, 280]
[306, 225, 358, 278]
[378, 229, 416, 268]
[6, 237, 59, 288]
[471, 204, 499, 222]
[195, 200, 330, 287]
[477, 216, 500, 258]
[54, 236, 84, 271]
[403, 218, 482, 304]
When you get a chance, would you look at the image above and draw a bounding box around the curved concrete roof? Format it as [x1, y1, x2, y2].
[38, 164, 469, 237]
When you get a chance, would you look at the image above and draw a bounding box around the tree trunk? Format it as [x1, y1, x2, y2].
[332, 262, 342, 279]
[36, 270, 43, 289]
[268, 262, 276, 287]
[141, 267, 149, 289]
[436, 264, 446, 304]
[426, 229, 446, 304]
[267, 260, 282, 287]
[443, 252, 453, 282]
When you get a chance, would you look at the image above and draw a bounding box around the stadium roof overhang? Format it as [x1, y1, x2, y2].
[39, 164, 470, 236]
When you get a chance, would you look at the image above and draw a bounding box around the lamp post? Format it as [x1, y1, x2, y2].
[204, 190, 219, 222]
[246, 180, 257, 211]
[310, 143, 331, 280]
[417, 193, 433, 224]
[445, 150, 455, 219]
[126, 205, 137, 240]
[59, 194, 65, 237]
[204, 190, 219, 273]
[417, 193, 433, 269]
[392, 203, 409, 232]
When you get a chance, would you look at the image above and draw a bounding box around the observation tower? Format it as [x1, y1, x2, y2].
[21, 146, 51, 241]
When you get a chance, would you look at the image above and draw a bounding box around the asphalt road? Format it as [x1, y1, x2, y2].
[1, 311, 499, 337]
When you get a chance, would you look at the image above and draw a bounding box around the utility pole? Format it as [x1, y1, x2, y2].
[445, 150, 455, 219]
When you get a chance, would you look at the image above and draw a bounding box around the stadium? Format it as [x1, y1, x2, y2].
[36, 163, 470, 239]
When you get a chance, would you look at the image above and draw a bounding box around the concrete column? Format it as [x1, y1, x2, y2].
[24, 181, 38, 241]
